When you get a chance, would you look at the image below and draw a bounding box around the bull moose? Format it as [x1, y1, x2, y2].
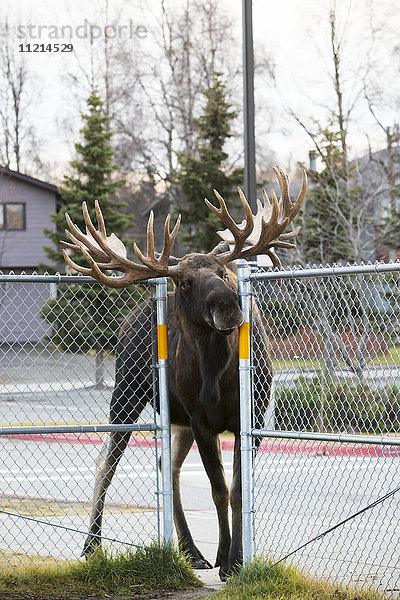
[63, 165, 306, 580]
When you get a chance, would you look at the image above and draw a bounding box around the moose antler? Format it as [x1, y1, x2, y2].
[62, 200, 181, 287]
[62, 166, 306, 283]
[207, 165, 307, 268]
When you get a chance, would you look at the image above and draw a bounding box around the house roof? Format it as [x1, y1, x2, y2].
[0, 166, 58, 194]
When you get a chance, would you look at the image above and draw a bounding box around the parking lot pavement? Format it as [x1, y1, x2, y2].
[0, 343, 115, 387]
[0, 343, 158, 427]
[1, 434, 399, 595]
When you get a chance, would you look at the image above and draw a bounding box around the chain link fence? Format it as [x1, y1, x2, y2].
[2, 265, 400, 594]
[243, 263, 400, 597]
[0, 274, 171, 569]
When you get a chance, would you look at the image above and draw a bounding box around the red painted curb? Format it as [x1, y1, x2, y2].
[4, 433, 400, 457]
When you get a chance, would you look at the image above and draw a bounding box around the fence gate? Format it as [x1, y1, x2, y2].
[0, 274, 172, 568]
[239, 262, 400, 598]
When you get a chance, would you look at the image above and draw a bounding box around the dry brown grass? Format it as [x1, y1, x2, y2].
[0, 495, 155, 517]
[0, 548, 69, 570]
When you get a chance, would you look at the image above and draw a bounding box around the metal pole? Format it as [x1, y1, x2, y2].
[251, 429, 400, 447]
[156, 278, 174, 544]
[0, 424, 158, 435]
[248, 261, 400, 282]
[237, 260, 255, 564]
[242, 0, 257, 212]
[264, 379, 276, 431]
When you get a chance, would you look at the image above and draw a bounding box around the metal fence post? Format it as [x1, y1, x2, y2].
[237, 260, 255, 564]
[264, 379, 276, 431]
[156, 278, 174, 544]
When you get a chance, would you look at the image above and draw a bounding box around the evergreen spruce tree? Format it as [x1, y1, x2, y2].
[175, 73, 242, 252]
[41, 89, 131, 271]
[41, 91, 138, 384]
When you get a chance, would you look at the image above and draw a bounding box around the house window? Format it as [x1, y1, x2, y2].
[0, 203, 25, 230]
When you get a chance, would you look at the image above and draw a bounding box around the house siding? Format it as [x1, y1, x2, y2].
[0, 280, 54, 343]
[0, 176, 57, 269]
[0, 171, 58, 342]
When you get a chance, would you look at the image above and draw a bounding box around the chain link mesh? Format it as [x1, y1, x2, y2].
[249, 264, 400, 597]
[0, 275, 162, 568]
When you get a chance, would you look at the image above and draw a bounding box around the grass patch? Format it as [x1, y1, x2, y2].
[371, 344, 400, 366]
[0, 542, 201, 599]
[214, 557, 384, 600]
[272, 344, 400, 371]
[272, 357, 321, 371]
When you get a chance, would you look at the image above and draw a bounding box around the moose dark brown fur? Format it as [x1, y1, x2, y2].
[63, 166, 306, 580]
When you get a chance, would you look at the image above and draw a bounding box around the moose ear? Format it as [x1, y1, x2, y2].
[210, 241, 230, 257]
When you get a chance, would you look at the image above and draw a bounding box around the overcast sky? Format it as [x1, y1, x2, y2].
[1, 0, 398, 178]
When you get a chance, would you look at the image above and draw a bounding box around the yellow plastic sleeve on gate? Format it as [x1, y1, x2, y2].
[239, 321, 250, 360]
[157, 324, 168, 360]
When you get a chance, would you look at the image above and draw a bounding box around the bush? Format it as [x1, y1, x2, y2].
[275, 378, 400, 434]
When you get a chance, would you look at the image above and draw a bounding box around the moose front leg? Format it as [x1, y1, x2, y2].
[82, 430, 131, 557]
[169, 425, 212, 569]
[191, 416, 231, 581]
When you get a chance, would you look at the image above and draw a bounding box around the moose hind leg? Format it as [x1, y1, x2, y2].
[170, 425, 212, 569]
[82, 430, 131, 557]
[190, 420, 231, 580]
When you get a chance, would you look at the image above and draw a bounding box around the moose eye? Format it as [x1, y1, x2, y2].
[223, 272, 229, 281]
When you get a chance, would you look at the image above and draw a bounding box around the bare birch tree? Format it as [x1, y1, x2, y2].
[0, 19, 43, 174]
[111, 0, 240, 178]
[0, 20, 28, 171]
[275, 0, 393, 384]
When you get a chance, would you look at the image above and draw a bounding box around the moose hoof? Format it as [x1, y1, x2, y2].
[190, 556, 213, 570]
[219, 567, 228, 581]
[81, 539, 100, 559]
[219, 560, 242, 581]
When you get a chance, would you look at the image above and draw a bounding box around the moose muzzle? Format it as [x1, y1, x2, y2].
[206, 287, 244, 334]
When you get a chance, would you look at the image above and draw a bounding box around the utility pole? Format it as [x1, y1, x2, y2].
[242, 0, 257, 211]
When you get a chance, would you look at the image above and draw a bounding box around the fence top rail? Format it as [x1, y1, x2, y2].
[0, 273, 161, 284]
[248, 261, 400, 282]
[0, 423, 160, 436]
[2, 263, 399, 283]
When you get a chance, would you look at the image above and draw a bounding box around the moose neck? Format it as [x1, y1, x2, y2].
[191, 323, 235, 407]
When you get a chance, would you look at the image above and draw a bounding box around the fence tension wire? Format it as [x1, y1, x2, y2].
[264, 484, 400, 572]
[0, 509, 145, 550]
